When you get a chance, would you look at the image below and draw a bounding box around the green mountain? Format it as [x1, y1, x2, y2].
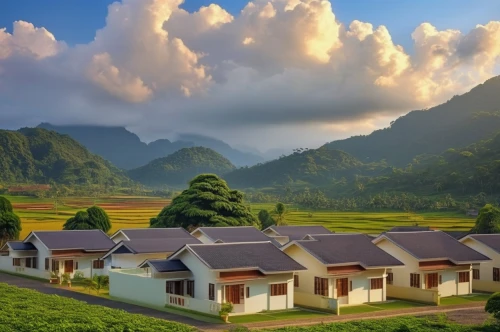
[324, 76, 500, 166]
[0, 128, 131, 186]
[224, 147, 368, 188]
[128, 147, 236, 187]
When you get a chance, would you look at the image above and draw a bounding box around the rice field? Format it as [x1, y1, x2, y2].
[3, 196, 476, 238]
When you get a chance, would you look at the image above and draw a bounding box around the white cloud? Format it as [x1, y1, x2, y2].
[0, 0, 499, 149]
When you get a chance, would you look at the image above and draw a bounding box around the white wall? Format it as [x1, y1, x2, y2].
[0, 256, 48, 279]
[111, 233, 129, 243]
[177, 250, 218, 301]
[461, 238, 500, 283]
[109, 270, 167, 308]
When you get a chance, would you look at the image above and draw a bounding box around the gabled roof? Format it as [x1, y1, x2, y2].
[139, 259, 190, 273]
[265, 226, 333, 241]
[461, 234, 500, 253]
[170, 242, 306, 273]
[110, 228, 192, 241]
[284, 234, 403, 268]
[25, 230, 115, 251]
[388, 226, 431, 232]
[444, 231, 470, 240]
[102, 237, 202, 259]
[192, 227, 280, 246]
[5, 241, 37, 251]
[374, 231, 490, 263]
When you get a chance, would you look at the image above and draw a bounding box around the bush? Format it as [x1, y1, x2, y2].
[485, 292, 500, 321]
[72, 271, 85, 281]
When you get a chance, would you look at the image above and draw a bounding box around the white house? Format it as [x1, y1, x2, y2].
[460, 234, 500, 292]
[263, 226, 333, 246]
[109, 241, 306, 316]
[0, 230, 115, 279]
[191, 226, 281, 246]
[373, 231, 490, 302]
[282, 233, 403, 311]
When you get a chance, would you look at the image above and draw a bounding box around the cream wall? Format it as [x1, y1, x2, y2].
[375, 239, 419, 288]
[191, 232, 214, 244]
[461, 238, 500, 283]
[111, 233, 129, 243]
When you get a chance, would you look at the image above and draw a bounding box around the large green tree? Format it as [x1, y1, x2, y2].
[150, 174, 258, 229]
[0, 197, 22, 248]
[274, 202, 287, 226]
[63, 206, 111, 232]
[472, 204, 500, 234]
[258, 210, 275, 230]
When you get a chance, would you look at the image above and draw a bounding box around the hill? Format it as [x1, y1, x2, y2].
[324, 76, 500, 166]
[38, 124, 263, 169]
[224, 147, 369, 188]
[128, 147, 236, 187]
[0, 128, 130, 186]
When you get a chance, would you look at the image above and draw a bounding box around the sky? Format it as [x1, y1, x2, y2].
[1, 0, 499, 151]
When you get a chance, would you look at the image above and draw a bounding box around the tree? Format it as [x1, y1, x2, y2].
[258, 210, 275, 230]
[0, 197, 21, 248]
[485, 292, 500, 321]
[0, 197, 13, 213]
[150, 174, 258, 229]
[472, 204, 500, 234]
[63, 206, 111, 232]
[274, 202, 287, 226]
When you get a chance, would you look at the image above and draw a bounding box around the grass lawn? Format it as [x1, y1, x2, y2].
[340, 300, 428, 315]
[440, 294, 492, 306]
[229, 309, 328, 324]
[57, 284, 111, 299]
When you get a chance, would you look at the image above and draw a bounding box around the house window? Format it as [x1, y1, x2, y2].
[186, 280, 194, 297]
[294, 275, 299, 287]
[166, 281, 184, 295]
[371, 278, 383, 290]
[224, 284, 244, 304]
[12, 258, 21, 267]
[209, 283, 215, 301]
[270, 283, 287, 296]
[473, 269, 480, 280]
[314, 277, 329, 296]
[51, 259, 59, 273]
[387, 272, 393, 285]
[439, 275, 442, 285]
[246, 287, 250, 298]
[26, 257, 32, 268]
[93, 259, 104, 269]
[349, 280, 353, 292]
[410, 273, 420, 288]
[45, 258, 49, 270]
[458, 272, 470, 283]
[493, 268, 500, 282]
[32, 257, 37, 269]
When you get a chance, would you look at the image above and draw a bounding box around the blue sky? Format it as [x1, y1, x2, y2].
[2, 0, 499, 51]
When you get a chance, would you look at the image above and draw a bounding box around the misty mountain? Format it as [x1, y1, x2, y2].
[38, 124, 263, 169]
[324, 75, 500, 166]
[128, 147, 235, 187]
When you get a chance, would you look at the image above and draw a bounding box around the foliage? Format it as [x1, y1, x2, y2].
[0, 282, 195, 331]
[0, 196, 21, 247]
[61, 273, 71, 286]
[93, 274, 110, 294]
[129, 147, 236, 187]
[485, 292, 500, 321]
[274, 202, 287, 226]
[219, 302, 234, 315]
[82, 278, 98, 294]
[0, 196, 13, 213]
[63, 206, 111, 232]
[258, 210, 275, 230]
[72, 271, 85, 281]
[0, 127, 131, 186]
[472, 204, 500, 234]
[150, 174, 258, 229]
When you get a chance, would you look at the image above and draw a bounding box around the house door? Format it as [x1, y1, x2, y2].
[224, 284, 243, 304]
[64, 260, 74, 274]
[336, 278, 349, 297]
[426, 273, 438, 289]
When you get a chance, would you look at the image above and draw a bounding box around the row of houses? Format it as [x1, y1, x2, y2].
[1, 225, 499, 316]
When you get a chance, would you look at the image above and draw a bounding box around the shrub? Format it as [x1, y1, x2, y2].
[485, 292, 500, 321]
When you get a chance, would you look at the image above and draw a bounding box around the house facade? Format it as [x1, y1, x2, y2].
[460, 234, 500, 292]
[282, 234, 403, 311]
[109, 242, 305, 316]
[373, 231, 490, 302]
[0, 230, 115, 279]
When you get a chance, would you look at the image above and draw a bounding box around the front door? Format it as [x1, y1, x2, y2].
[336, 278, 349, 297]
[64, 260, 74, 274]
[224, 284, 243, 304]
[426, 273, 438, 289]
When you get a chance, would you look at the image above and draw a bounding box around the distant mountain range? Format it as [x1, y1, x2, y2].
[37, 123, 263, 169]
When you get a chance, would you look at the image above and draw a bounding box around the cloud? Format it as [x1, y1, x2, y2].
[0, 0, 499, 149]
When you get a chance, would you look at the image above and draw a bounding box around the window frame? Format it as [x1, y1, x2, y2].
[314, 277, 329, 296]
[493, 268, 500, 282]
[370, 278, 383, 290]
[473, 269, 480, 280]
[12, 258, 21, 267]
[209, 283, 215, 301]
[294, 274, 299, 287]
[387, 272, 394, 285]
[270, 283, 287, 296]
[93, 259, 104, 269]
[458, 271, 470, 283]
[410, 273, 420, 288]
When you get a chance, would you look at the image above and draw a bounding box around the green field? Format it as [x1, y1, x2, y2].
[3, 195, 476, 238]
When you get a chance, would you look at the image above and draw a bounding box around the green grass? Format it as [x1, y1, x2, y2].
[339, 300, 428, 315]
[229, 309, 328, 324]
[440, 294, 492, 306]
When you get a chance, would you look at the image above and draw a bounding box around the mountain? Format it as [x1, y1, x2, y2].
[0, 128, 130, 185]
[224, 147, 368, 188]
[324, 76, 500, 166]
[128, 147, 236, 187]
[37, 124, 263, 169]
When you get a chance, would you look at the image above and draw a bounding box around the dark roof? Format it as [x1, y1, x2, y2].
[7, 241, 37, 251]
[444, 231, 470, 240]
[196, 227, 280, 246]
[380, 231, 489, 263]
[121, 238, 201, 254]
[268, 226, 333, 241]
[29, 230, 115, 251]
[184, 242, 306, 272]
[293, 234, 403, 267]
[142, 259, 190, 273]
[467, 234, 500, 253]
[388, 226, 431, 232]
[114, 228, 192, 240]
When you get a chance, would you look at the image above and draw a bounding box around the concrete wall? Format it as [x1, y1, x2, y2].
[461, 238, 500, 286]
[472, 280, 500, 293]
[0, 256, 48, 279]
[109, 270, 167, 308]
[386, 284, 439, 305]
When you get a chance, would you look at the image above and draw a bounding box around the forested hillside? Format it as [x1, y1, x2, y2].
[324, 76, 500, 166]
[0, 128, 131, 186]
[128, 147, 235, 186]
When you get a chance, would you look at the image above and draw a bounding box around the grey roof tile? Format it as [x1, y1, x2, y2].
[143, 259, 190, 273]
[7, 241, 37, 251]
[388, 226, 431, 232]
[116, 228, 192, 240]
[185, 242, 306, 272]
[30, 230, 115, 251]
[123, 238, 201, 254]
[468, 234, 500, 253]
[381, 231, 489, 263]
[296, 234, 403, 267]
[269, 226, 333, 241]
[196, 227, 281, 246]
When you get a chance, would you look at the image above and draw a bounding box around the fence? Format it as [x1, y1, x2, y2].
[387, 285, 440, 305]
